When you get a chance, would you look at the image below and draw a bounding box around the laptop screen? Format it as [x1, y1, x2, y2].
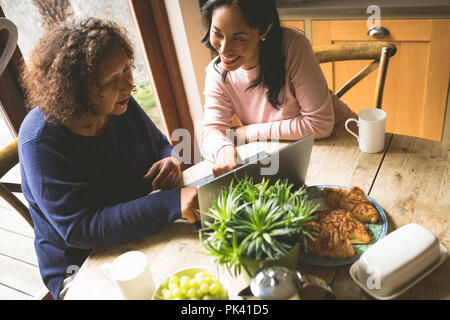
[196, 134, 315, 226]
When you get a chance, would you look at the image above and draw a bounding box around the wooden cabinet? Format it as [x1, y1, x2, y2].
[311, 19, 450, 141]
[281, 20, 305, 32]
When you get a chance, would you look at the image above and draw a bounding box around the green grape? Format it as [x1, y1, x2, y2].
[171, 287, 181, 299]
[168, 275, 179, 285]
[188, 278, 199, 289]
[203, 275, 213, 284]
[219, 286, 227, 299]
[187, 288, 197, 299]
[179, 287, 187, 297]
[158, 271, 226, 300]
[199, 283, 209, 294]
[195, 272, 206, 283]
[168, 282, 178, 290]
[209, 282, 220, 295]
[179, 276, 190, 289]
[163, 289, 172, 300]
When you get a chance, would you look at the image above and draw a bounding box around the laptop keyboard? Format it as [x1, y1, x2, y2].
[184, 150, 269, 187]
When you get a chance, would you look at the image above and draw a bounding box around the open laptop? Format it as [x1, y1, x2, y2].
[193, 133, 315, 227]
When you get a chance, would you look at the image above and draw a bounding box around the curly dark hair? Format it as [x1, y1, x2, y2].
[21, 17, 135, 125]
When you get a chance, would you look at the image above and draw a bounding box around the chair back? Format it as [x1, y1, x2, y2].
[0, 18, 18, 76]
[0, 139, 33, 228]
[313, 41, 397, 108]
[0, 19, 32, 227]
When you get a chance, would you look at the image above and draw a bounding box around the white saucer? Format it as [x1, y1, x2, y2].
[349, 243, 448, 300]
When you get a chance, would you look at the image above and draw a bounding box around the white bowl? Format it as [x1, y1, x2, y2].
[351, 223, 447, 299]
[152, 266, 229, 300]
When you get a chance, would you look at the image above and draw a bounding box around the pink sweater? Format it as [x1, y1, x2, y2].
[201, 28, 356, 161]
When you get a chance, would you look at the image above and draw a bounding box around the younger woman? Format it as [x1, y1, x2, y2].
[200, 0, 356, 176]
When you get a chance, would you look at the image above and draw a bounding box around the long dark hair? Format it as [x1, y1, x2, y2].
[201, 0, 285, 109]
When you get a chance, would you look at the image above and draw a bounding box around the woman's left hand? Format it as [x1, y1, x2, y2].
[143, 157, 183, 190]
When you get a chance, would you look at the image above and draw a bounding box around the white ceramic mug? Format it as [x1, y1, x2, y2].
[101, 250, 155, 300]
[345, 108, 386, 153]
[0, 18, 18, 76]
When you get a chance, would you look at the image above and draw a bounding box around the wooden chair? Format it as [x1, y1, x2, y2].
[0, 139, 33, 227]
[231, 41, 396, 127]
[0, 138, 55, 300]
[1, 17, 53, 300]
[1, 139, 56, 300]
[313, 41, 397, 108]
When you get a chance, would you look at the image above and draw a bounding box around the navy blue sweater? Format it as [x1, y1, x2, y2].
[18, 97, 181, 299]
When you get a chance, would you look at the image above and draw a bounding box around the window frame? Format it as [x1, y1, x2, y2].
[127, 0, 196, 167]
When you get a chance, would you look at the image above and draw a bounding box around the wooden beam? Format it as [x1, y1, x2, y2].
[127, 0, 196, 168]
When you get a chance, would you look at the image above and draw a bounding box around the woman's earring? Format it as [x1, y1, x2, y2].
[262, 37, 266, 42]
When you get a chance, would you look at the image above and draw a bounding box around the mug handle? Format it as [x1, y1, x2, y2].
[345, 118, 359, 141]
[100, 263, 114, 282]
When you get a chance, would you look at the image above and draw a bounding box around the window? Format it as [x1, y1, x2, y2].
[0, 0, 163, 130]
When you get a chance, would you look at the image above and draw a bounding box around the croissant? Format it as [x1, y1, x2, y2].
[315, 209, 371, 244]
[323, 186, 379, 223]
[306, 209, 371, 258]
[307, 219, 355, 258]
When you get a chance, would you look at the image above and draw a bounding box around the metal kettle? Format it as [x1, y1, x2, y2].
[238, 265, 336, 300]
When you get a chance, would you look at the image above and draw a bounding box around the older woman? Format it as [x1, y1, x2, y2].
[19, 18, 198, 299]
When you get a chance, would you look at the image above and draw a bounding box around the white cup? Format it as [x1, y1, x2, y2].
[100, 251, 155, 300]
[0, 18, 18, 76]
[345, 108, 386, 153]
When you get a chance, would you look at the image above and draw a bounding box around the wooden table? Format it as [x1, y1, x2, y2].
[64, 129, 449, 300]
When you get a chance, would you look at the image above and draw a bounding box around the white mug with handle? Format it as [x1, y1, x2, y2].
[100, 250, 155, 300]
[345, 108, 386, 153]
[0, 18, 18, 76]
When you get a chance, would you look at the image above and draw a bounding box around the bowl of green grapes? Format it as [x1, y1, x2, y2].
[152, 266, 228, 300]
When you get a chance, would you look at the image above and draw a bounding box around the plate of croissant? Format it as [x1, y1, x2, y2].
[299, 185, 388, 266]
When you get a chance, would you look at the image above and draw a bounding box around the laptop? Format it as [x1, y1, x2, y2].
[193, 133, 315, 227]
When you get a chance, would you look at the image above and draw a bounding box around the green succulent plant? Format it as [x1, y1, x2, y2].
[200, 175, 318, 278]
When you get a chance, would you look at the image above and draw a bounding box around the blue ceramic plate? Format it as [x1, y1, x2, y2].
[298, 185, 388, 266]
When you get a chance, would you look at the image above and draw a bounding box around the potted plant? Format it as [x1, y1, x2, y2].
[200, 175, 318, 279]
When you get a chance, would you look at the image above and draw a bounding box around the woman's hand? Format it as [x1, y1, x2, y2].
[180, 187, 199, 223]
[212, 145, 239, 177]
[143, 157, 183, 190]
[234, 125, 249, 144]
